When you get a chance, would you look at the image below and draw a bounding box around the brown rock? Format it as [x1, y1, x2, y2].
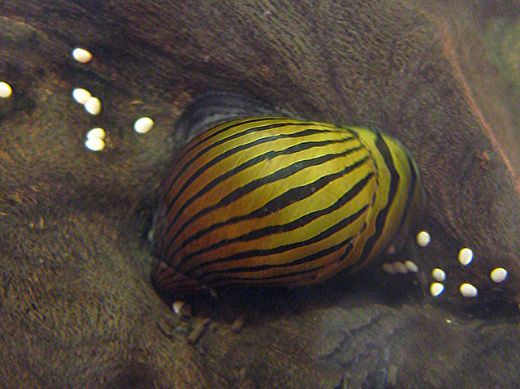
[0, 0, 518, 387]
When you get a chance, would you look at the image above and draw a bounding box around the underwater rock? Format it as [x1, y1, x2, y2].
[0, 0, 518, 387]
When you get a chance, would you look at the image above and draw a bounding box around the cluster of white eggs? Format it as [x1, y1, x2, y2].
[70, 47, 155, 151]
[383, 229, 509, 300]
[72, 87, 102, 116]
[381, 260, 419, 275]
[423, 238, 508, 298]
[1, 48, 156, 152]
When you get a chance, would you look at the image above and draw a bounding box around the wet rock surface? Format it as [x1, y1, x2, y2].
[0, 1, 519, 387]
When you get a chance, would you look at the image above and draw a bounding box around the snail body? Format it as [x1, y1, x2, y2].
[153, 97, 423, 295]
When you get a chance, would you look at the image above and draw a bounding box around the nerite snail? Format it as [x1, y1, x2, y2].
[152, 94, 424, 295]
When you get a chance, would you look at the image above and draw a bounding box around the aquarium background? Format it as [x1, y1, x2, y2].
[0, 0, 519, 387]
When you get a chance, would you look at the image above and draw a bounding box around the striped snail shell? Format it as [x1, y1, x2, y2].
[153, 93, 424, 295]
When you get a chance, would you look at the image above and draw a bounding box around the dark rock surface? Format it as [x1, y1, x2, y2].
[0, 1, 519, 387]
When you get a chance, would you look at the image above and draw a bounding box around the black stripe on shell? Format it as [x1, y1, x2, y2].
[162, 144, 366, 262]
[185, 204, 369, 277]
[204, 238, 356, 285]
[161, 128, 353, 248]
[167, 146, 366, 261]
[162, 120, 309, 201]
[358, 131, 400, 262]
[175, 165, 373, 267]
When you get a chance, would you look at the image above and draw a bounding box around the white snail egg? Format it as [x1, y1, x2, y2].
[84, 97, 102, 115]
[416, 231, 431, 247]
[393, 261, 408, 274]
[430, 282, 444, 297]
[133, 117, 154, 134]
[490, 267, 508, 283]
[172, 300, 185, 315]
[404, 260, 419, 273]
[431, 268, 446, 282]
[459, 282, 478, 298]
[382, 262, 397, 274]
[86, 127, 106, 140]
[0, 81, 13, 98]
[382, 262, 396, 274]
[72, 88, 92, 104]
[458, 248, 473, 266]
[85, 137, 105, 151]
[72, 47, 93, 63]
